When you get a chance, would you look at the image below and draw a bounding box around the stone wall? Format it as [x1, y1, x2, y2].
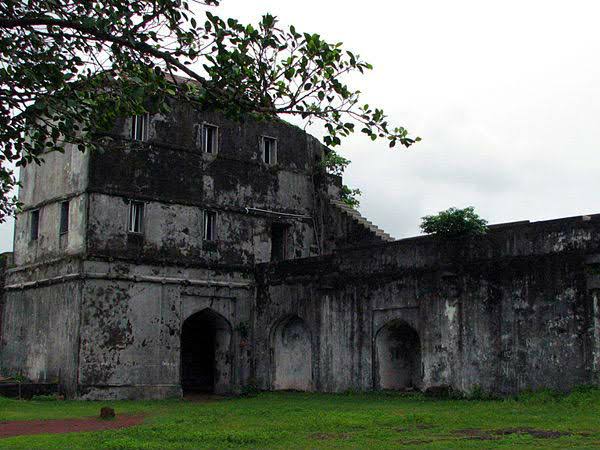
[0, 282, 81, 397]
[254, 214, 600, 395]
[86, 107, 327, 266]
[86, 193, 316, 266]
[75, 260, 255, 399]
[5, 94, 600, 399]
[4, 214, 600, 398]
[13, 142, 89, 266]
[1, 257, 256, 400]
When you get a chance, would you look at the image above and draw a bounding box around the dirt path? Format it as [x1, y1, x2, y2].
[0, 414, 145, 439]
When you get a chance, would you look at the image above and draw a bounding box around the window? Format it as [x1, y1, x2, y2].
[261, 136, 277, 165]
[128, 201, 144, 233]
[59, 200, 69, 235]
[30, 209, 40, 241]
[203, 210, 216, 241]
[271, 223, 288, 262]
[202, 124, 219, 154]
[131, 114, 149, 141]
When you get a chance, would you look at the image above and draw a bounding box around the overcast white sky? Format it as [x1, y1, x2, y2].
[1, 0, 599, 251]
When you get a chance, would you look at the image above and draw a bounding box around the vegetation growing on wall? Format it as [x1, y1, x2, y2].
[339, 186, 362, 209]
[420, 206, 488, 237]
[319, 151, 361, 208]
[0, 0, 420, 221]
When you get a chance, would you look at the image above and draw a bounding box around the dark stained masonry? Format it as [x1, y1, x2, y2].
[1, 97, 600, 399]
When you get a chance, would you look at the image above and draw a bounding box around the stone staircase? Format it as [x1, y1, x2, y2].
[329, 199, 395, 243]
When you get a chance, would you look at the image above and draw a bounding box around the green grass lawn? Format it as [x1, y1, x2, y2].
[1, 388, 600, 449]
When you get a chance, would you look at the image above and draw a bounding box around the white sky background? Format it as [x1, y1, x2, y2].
[1, 0, 600, 251]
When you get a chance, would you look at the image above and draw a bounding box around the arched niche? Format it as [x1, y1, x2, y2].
[375, 320, 422, 390]
[271, 315, 312, 391]
[181, 308, 232, 394]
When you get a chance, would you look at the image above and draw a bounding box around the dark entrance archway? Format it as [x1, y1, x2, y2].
[180, 309, 232, 394]
[375, 320, 422, 390]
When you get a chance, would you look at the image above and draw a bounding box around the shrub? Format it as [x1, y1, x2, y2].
[420, 206, 488, 237]
[340, 185, 361, 209]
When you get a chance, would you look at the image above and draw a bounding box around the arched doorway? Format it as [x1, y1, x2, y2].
[375, 320, 421, 390]
[271, 316, 312, 391]
[181, 309, 232, 394]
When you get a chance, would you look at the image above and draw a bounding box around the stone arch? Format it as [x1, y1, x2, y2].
[375, 319, 422, 390]
[270, 315, 313, 391]
[180, 308, 232, 394]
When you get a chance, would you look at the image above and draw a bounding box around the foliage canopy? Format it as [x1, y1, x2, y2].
[0, 0, 419, 221]
[420, 206, 488, 237]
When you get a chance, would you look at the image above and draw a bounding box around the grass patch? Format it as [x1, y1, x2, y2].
[0, 389, 599, 448]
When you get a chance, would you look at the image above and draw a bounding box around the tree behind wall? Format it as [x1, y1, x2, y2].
[420, 207, 488, 238]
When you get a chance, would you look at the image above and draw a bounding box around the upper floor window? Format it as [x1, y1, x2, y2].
[204, 210, 216, 241]
[30, 209, 40, 241]
[59, 200, 70, 235]
[128, 200, 145, 233]
[202, 123, 219, 154]
[131, 114, 149, 141]
[261, 136, 277, 165]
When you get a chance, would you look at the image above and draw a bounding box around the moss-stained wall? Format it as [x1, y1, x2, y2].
[12, 101, 330, 269]
[8, 95, 600, 400]
[73, 260, 255, 400]
[255, 214, 600, 395]
[13, 141, 89, 266]
[0, 281, 81, 397]
[85, 108, 326, 266]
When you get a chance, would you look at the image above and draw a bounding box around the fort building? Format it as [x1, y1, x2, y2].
[1, 98, 600, 399]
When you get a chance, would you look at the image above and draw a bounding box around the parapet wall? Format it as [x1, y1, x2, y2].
[255, 214, 600, 394]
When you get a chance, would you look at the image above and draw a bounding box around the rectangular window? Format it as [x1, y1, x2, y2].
[59, 200, 70, 235]
[131, 114, 149, 141]
[202, 124, 219, 154]
[203, 210, 216, 241]
[261, 136, 277, 165]
[30, 209, 40, 241]
[271, 223, 288, 262]
[128, 201, 144, 233]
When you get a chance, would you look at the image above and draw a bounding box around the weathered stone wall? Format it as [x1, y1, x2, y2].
[74, 259, 255, 399]
[6, 94, 600, 399]
[0, 253, 10, 358]
[86, 193, 316, 266]
[13, 142, 89, 266]
[0, 257, 83, 396]
[98, 105, 322, 213]
[86, 108, 326, 265]
[0, 285, 81, 396]
[18, 143, 89, 207]
[1, 257, 256, 400]
[4, 214, 600, 398]
[1, 101, 344, 399]
[254, 215, 600, 395]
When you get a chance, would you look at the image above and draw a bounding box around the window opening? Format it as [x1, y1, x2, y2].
[59, 200, 69, 235]
[261, 136, 277, 165]
[30, 209, 40, 241]
[203, 124, 218, 154]
[131, 114, 149, 141]
[204, 210, 216, 241]
[128, 201, 144, 233]
[271, 223, 288, 262]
